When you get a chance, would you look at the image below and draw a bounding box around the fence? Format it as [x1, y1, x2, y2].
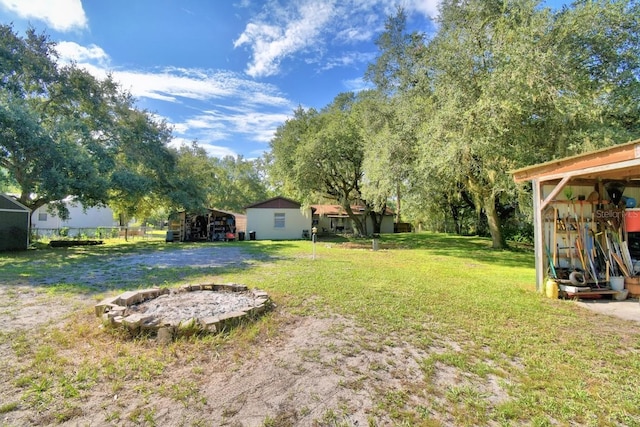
[31, 226, 154, 241]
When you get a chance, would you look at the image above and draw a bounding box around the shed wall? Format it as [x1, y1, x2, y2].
[0, 211, 29, 251]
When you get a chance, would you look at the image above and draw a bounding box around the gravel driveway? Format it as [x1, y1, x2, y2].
[0, 245, 264, 332]
[27, 245, 261, 289]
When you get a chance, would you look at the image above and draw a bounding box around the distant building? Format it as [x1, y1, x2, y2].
[31, 197, 117, 230]
[311, 204, 395, 234]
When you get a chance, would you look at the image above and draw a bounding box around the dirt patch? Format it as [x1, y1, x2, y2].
[1, 307, 438, 426]
[131, 290, 257, 323]
[29, 245, 260, 289]
[0, 286, 87, 333]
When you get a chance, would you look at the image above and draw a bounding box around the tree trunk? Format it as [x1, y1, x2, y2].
[396, 182, 402, 224]
[483, 195, 505, 249]
[344, 205, 366, 236]
[368, 211, 383, 234]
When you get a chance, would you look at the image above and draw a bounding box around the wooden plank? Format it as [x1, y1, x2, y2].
[563, 290, 619, 296]
[541, 176, 571, 210]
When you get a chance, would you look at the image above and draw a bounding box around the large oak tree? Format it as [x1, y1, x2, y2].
[410, 0, 640, 248]
[0, 25, 198, 222]
[269, 93, 389, 236]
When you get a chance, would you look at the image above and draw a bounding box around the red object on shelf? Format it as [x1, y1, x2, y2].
[625, 208, 640, 232]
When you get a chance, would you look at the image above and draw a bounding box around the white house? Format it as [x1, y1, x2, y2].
[31, 197, 117, 230]
[245, 197, 312, 240]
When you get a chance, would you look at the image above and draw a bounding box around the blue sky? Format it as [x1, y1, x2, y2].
[0, 0, 567, 159]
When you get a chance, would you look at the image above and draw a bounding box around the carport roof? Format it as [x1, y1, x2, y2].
[511, 138, 640, 183]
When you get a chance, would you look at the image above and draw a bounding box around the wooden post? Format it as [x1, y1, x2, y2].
[533, 179, 545, 292]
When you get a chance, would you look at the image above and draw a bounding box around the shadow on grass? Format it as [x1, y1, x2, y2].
[0, 240, 298, 295]
[379, 232, 534, 269]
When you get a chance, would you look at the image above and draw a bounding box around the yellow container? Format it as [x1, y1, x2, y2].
[545, 278, 559, 299]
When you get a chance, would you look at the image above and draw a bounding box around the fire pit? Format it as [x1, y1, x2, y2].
[95, 282, 271, 342]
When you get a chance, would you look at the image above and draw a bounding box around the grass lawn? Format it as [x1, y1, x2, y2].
[0, 232, 639, 426]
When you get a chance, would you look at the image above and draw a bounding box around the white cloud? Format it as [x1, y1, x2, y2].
[169, 137, 237, 159]
[107, 67, 292, 109]
[234, 0, 336, 78]
[51, 57, 291, 107]
[343, 77, 373, 92]
[175, 107, 290, 148]
[322, 51, 377, 71]
[404, 0, 439, 19]
[0, 0, 87, 32]
[61, 44, 295, 159]
[233, 0, 439, 78]
[201, 144, 238, 158]
[56, 42, 109, 66]
[168, 137, 195, 150]
[335, 26, 375, 44]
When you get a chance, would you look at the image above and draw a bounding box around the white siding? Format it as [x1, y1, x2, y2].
[246, 207, 311, 240]
[32, 202, 116, 229]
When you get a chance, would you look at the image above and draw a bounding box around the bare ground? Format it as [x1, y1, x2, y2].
[0, 246, 508, 426]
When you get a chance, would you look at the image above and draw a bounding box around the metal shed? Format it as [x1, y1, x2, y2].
[0, 194, 30, 251]
[512, 138, 640, 293]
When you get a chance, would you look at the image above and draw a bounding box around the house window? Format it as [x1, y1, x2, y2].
[274, 213, 285, 228]
[38, 212, 47, 221]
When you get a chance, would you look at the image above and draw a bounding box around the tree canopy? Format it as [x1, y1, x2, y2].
[411, 0, 640, 247]
[269, 93, 392, 235]
[0, 24, 207, 221]
[268, 0, 640, 246]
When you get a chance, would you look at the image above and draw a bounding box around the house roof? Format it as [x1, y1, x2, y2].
[511, 138, 640, 183]
[311, 204, 394, 217]
[0, 194, 30, 212]
[244, 196, 302, 210]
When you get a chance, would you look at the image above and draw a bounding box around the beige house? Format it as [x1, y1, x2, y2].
[311, 204, 395, 235]
[245, 197, 312, 240]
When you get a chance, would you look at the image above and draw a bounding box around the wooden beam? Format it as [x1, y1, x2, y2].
[537, 157, 640, 183]
[541, 176, 571, 211]
[512, 139, 640, 183]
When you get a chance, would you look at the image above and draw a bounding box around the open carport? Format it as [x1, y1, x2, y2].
[168, 208, 246, 242]
[512, 138, 640, 301]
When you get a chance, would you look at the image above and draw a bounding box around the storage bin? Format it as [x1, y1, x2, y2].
[625, 208, 640, 232]
[624, 276, 640, 297]
[610, 276, 625, 291]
